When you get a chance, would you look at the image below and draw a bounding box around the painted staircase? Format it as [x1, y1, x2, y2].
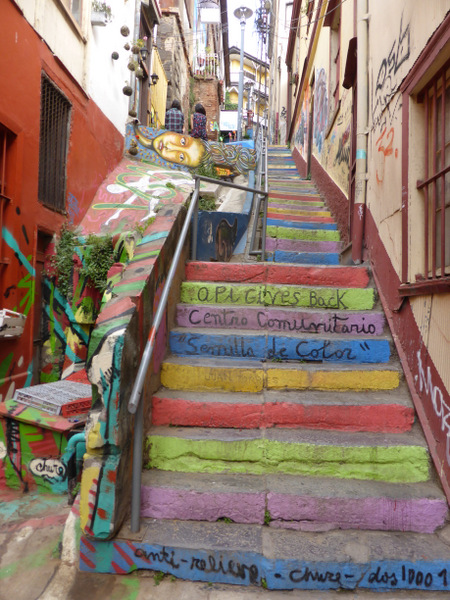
[80, 146, 450, 592]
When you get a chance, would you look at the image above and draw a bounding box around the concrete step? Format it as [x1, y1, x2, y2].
[268, 203, 329, 213]
[145, 425, 430, 483]
[180, 282, 376, 311]
[266, 218, 338, 230]
[267, 250, 340, 265]
[175, 303, 387, 335]
[140, 470, 448, 533]
[151, 387, 415, 432]
[267, 206, 332, 216]
[185, 261, 371, 287]
[160, 356, 403, 392]
[266, 225, 341, 242]
[168, 329, 392, 363]
[80, 519, 450, 591]
[266, 237, 343, 253]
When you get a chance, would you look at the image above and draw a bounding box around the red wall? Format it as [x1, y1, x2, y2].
[0, 1, 124, 400]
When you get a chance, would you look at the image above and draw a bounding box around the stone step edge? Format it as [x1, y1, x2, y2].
[160, 359, 403, 393]
[185, 261, 372, 287]
[80, 521, 450, 591]
[140, 470, 447, 533]
[146, 426, 429, 484]
[151, 391, 414, 433]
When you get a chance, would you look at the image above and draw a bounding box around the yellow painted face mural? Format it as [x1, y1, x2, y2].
[130, 122, 257, 176]
[152, 132, 205, 168]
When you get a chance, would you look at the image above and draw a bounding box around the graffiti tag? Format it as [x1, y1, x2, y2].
[415, 350, 450, 464]
[29, 457, 67, 483]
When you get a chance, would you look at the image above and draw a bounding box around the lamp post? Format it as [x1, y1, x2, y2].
[233, 6, 253, 141]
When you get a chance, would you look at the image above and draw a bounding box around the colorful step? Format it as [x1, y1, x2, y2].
[151, 388, 414, 433]
[160, 357, 402, 392]
[145, 426, 430, 483]
[180, 282, 376, 311]
[266, 225, 341, 241]
[267, 250, 340, 264]
[265, 237, 343, 253]
[169, 330, 392, 363]
[140, 471, 447, 533]
[176, 304, 386, 335]
[80, 521, 450, 591]
[185, 262, 371, 287]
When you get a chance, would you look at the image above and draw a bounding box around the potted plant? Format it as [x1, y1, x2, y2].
[91, 1, 112, 26]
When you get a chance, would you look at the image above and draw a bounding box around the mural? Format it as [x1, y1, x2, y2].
[314, 68, 328, 155]
[294, 89, 310, 158]
[128, 122, 257, 176]
[323, 90, 352, 192]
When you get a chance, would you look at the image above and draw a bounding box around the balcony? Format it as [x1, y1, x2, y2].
[193, 53, 220, 79]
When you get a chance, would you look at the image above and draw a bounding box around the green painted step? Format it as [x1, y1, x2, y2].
[267, 225, 341, 241]
[145, 426, 430, 483]
[180, 282, 376, 310]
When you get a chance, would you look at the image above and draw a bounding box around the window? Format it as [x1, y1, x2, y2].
[0, 124, 16, 266]
[61, 0, 82, 26]
[417, 62, 450, 280]
[400, 16, 449, 296]
[0, 124, 16, 202]
[38, 76, 71, 212]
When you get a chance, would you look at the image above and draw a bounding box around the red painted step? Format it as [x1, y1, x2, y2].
[185, 262, 371, 288]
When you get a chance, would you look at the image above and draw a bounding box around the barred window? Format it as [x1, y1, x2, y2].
[38, 76, 71, 212]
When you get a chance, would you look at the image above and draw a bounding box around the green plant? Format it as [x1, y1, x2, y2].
[79, 296, 95, 318]
[199, 196, 216, 211]
[79, 234, 115, 294]
[261, 577, 268, 589]
[134, 216, 156, 237]
[193, 161, 221, 181]
[153, 571, 165, 586]
[92, 0, 112, 19]
[217, 517, 233, 523]
[264, 509, 271, 525]
[49, 226, 78, 299]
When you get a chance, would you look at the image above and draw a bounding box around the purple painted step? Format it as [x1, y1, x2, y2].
[268, 202, 327, 211]
[176, 304, 386, 335]
[266, 237, 343, 253]
[141, 471, 448, 533]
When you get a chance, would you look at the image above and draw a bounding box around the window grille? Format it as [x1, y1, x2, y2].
[38, 76, 71, 212]
[417, 60, 450, 282]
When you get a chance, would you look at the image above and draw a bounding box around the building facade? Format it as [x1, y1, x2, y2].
[285, 0, 450, 499]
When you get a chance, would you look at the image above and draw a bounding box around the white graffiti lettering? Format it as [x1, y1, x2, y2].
[0, 440, 6, 460]
[416, 351, 450, 464]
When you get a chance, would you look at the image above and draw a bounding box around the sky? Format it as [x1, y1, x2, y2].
[227, 0, 265, 59]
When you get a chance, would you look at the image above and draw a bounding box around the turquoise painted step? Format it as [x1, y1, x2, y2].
[266, 218, 338, 231]
[267, 250, 340, 265]
[169, 330, 391, 363]
[180, 282, 376, 310]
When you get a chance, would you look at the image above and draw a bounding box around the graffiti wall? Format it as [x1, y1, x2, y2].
[322, 89, 352, 192]
[74, 161, 193, 539]
[293, 88, 310, 159]
[0, 2, 124, 404]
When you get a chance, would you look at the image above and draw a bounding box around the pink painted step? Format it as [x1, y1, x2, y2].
[185, 262, 370, 288]
[151, 388, 415, 433]
[267, 212, 336, 223]
[141, 470, 448, 534]
[176, 304, 386, 335]
[266, 237, 343, 253]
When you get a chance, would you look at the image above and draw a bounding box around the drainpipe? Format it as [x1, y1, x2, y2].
[352, 0, 369, 263]
[129, 0, 142, 116]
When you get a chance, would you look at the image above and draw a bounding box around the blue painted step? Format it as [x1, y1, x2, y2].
[169, 330, 391, 363]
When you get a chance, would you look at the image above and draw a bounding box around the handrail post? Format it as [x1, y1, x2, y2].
[130, 396, 144, 532]
[191, 177, 200, 260]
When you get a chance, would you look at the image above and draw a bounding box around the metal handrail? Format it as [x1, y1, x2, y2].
[249, 136, 268, 260]
[128, 169, 268, 533]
